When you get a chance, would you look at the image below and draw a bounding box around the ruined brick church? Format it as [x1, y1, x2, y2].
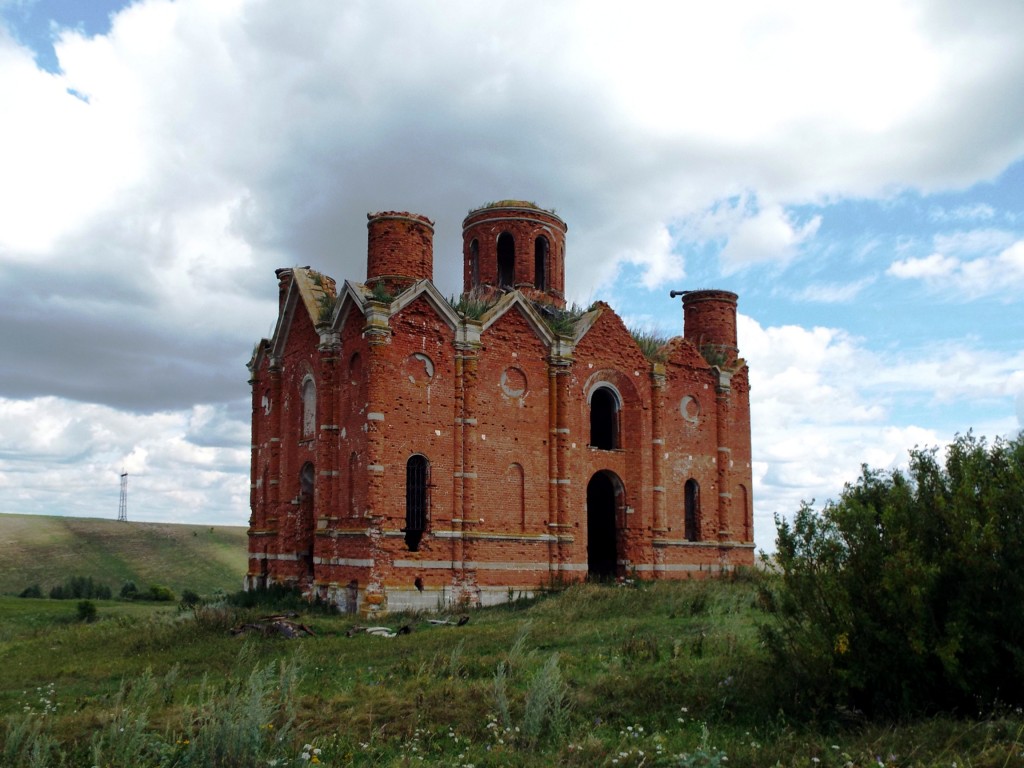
[247, 201, 754, 614]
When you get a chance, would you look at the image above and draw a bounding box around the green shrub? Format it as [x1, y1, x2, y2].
[144, 585, 176, 602]
[120, 581, 138, 599]
[761, 432, 1024, 717]
[77, 600, 98, 623]
[18, 584, 42, 598]
[179, 589, 201, 608]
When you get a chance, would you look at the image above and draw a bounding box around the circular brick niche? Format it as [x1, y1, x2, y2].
[680, 395, 701, 424]
[404, 353, 435, 385]
[500, 367, 527, 398]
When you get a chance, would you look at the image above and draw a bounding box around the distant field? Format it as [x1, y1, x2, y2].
[0, 513, 248, 596]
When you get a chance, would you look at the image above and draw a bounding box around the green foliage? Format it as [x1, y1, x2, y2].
[48, 575, 112, 600]
[537, 301, 587, 336]
[76, 600, 98, 623]
[368, 281, 394, 303]
[179, 589, 201, 608]
[761, 432, 1024, 717]
[448, 293, 497, 319]
[7, 578, 1024, 766]
[629, 327, 671, 362]
[120, 580, 138, 599]
[316, 292, 337, 323]
[18, 584, 42, 598]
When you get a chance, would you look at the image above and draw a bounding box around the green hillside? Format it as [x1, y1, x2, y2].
[0, 513, 248, 597]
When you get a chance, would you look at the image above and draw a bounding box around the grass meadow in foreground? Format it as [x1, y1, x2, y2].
[2, 578, 1023, 767]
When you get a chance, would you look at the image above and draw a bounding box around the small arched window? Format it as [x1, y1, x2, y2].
[684, 479, 700, 541]
[534, 236, 548, 290]
[590, 386, 619, 450]
[301, 377, 316, 438]
[405, 454, 429, 551]
[497, 232, 515, 288]
[470, 239, 480, 288]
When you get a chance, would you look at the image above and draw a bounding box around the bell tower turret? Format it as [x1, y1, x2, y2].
[462, 201, 567, 308]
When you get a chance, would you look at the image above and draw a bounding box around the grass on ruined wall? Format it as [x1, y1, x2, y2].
[3, 579, 1024, 767]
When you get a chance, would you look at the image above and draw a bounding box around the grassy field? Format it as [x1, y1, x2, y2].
[0, 513, 248, 597]
[2, 577, 1023, 767]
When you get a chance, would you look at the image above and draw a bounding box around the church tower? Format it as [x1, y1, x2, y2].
[461, 201, 567, 308]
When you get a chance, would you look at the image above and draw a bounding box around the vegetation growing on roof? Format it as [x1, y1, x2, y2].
[629, 328, 672, 363]
[535, 301, 587, 336]
[316, 294, 337, 324]
[447, 294, 498, 320]
[367, 282, 395, 303]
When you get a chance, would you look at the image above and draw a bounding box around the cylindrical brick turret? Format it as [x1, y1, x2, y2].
[462, 201, 567, 308]
[682, 290, 739, 366]
[366, 211, 434, 295]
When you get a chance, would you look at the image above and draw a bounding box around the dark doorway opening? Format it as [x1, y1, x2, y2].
[405, 454, 429, 551]
[587, 471, 620, 578]
[497, 232, 515, 288]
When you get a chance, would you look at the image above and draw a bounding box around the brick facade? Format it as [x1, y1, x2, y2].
[247, 201, 754, 615]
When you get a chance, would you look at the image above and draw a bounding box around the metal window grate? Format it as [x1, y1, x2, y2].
[406, 455, 428, 533]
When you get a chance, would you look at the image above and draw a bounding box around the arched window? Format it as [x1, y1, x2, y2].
[684, 479, 700, 541]
[590, 386, 619, 450]
[405, 454, 429, 551]
[497, 232, 515, 288]
[301, 377, 316, 438]
[470, 239, 480, 288]
[534, 236, 548, 290]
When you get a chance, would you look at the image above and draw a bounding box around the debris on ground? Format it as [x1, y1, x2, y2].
[230, 615, 316, 639]
[347, 614, 469, 638]
[347, 624, 413, 638]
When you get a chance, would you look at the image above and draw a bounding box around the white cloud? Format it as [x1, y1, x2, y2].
[791, 276, 876, 304]
[888, 239, 1024, 298]
[887, 252, 959, 279]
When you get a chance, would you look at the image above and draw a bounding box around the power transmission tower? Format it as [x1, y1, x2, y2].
[118, 470, 128, 522]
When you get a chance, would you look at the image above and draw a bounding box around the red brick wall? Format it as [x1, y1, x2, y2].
[367, 212, 435, 290]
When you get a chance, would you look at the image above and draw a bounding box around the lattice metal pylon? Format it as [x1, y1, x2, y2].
[118, 471, 128, 522]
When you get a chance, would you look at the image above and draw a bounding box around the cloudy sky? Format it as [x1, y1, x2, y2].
[1, 0, 1022, 548]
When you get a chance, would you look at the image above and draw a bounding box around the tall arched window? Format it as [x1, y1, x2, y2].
[405, 454, 429, 551]
[301, 377, 316, 438]
[470, 239, 480, 288]
[684, 479, 700, 541]
[590, 386, 619, 450]
[534, 236, 548, 290]
[497, 232, 515, 288]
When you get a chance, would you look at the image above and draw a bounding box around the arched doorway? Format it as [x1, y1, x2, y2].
[587, 471, 623, 578]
